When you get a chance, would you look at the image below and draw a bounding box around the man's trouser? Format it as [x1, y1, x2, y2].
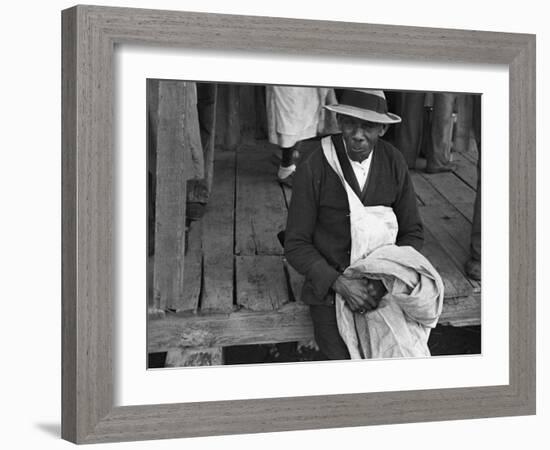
[309, 304, 351, 360]
[470, 95, 481, 262]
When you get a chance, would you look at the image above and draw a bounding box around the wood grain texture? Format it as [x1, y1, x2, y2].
[152, 80, 196, 310]
[62, 5, 535, 443]
[419, 171, 476, 218]
[201, 151, 236, 312]
[452, 152, 479, 190]
[166, 221, 203, 312]
[235, 146, 287, 256]
[148, 303, 314, 352]
[420, 228, 472, 299]
[236, 255, 289, 311]
[61, 7, 77, 442]
[438, 294, 481, 327]
[419, 204, 481, 292]
[62, 5, 115, 442]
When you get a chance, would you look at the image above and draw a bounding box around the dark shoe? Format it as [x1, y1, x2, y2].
[186, 202, 206, 222]
[425, 163, 456, 174]
[465, 258, 481, 281]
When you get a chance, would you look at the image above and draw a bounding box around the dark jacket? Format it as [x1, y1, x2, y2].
[284, 134, 424, 305]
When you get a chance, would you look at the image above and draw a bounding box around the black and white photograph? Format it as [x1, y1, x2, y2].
[146, 81, 482, 368]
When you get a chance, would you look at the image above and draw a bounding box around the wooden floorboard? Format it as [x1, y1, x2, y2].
[235, 144, 288, 256]
[410, 171, 448, 207]
[419, 205, 481, 292]
[419, 171, 476, 219]
[236, 255, 289, 311]
[420, 227, 473, 299]
[452, 152, 478, 190]
[201, 150, 236, 313]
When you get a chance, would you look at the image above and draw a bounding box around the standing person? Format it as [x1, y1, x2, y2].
[387, 91, 426, 169]
[465, 95, 482, 280]
[266, 86, 338, 187]
[425, 92, 457, 173]
[284, 89, 425, 360]
[186, 82, 218, 221]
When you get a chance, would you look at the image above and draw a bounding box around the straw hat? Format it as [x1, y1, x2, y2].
[324, 89, 401, 124]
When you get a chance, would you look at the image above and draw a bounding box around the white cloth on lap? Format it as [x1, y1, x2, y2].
[342, 245, 444, 359]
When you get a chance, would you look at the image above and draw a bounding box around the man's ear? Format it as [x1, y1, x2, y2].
[378, 124, 389, 137]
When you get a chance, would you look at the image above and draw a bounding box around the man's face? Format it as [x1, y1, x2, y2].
[338, 115, 387, 162]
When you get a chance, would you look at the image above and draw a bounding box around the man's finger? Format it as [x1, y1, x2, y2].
[353, 293, 376, 309]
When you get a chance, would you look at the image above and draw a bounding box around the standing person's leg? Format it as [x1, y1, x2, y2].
[454, 94, 474, 154]
[426, 92, 457, 173]
[309, 304, 351, 360]
[392, 92, 426, 169]
[466, 95, 481, 280]
[187, 82, 218, 221]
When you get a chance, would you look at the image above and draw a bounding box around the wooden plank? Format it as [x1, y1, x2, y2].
[419, 170, 476, 212]
[439, 293, 481, 327]
[201, 151, 236, 312]
[165, 221, 203, 312]
[452, 152, 478, 190]
[236, 255, 289, 311]
[420, 227, 473, 299]
[453, 201, 475, 223]
[148, 290, 480, 353]
[165, 347, 223, 367]
[235, 146, 288, 256]
[148, 303, 314, 352]
[410, 171, 445, 206]
[420, 205, 481, 292]
[152, 80, 198, 310]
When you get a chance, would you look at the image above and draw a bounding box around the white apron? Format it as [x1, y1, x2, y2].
[321, 136, 444, 359]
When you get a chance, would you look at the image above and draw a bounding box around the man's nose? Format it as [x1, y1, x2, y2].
[351, 128, 366, 142]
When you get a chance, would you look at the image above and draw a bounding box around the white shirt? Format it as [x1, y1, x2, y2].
[343, 141, 373, 191]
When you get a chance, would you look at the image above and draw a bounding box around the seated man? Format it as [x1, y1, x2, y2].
[284, 89, 424, 360]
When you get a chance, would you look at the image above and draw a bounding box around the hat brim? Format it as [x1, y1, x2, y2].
[324, 104, 401, 124]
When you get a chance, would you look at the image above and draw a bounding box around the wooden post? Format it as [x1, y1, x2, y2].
[150, 79, 201, 312]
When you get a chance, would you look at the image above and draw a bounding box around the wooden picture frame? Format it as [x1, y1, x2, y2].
[62, 5, 536, 444]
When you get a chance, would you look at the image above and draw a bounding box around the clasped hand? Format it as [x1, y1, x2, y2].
[332, 275, 386, 314]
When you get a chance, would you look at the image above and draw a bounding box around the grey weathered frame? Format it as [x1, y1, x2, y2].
[61, 5, 536, 444]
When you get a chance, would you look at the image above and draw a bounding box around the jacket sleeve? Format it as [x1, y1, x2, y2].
[284, 159, 340, 299]
[393, 162, 424, 251]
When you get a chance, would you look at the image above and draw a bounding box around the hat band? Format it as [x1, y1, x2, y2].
[339, 91, 388, 115]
